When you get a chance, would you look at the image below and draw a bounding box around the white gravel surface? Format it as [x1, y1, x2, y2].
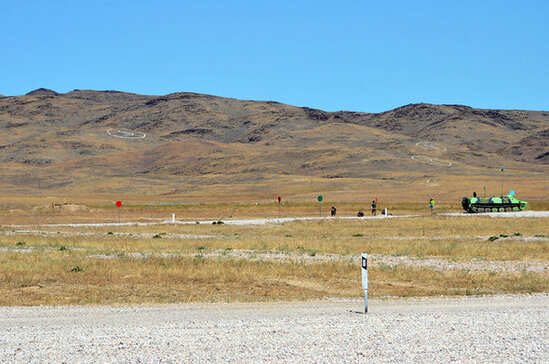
[82, 250, 549, 273]
[0, 214, 417, 229]
[2, 211, 547, 229]
[3, 229, 547, 243]
[2, 211, 547, 230]
[443, 211, 549, 218]
[0, 295, 547, 363]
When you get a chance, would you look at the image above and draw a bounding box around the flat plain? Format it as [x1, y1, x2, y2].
[1, 204, 547, 306]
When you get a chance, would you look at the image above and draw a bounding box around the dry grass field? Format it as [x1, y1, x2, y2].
[0, 206, 547, 306]
[1, 91, 548, 306]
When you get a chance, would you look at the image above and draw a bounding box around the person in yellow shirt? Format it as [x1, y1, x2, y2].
[429, 198, 435, 214]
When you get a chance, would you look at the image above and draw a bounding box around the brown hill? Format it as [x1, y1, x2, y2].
[0, 89, 547, 201]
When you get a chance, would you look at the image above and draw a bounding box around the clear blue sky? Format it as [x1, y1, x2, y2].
[2, 1, 548, 112]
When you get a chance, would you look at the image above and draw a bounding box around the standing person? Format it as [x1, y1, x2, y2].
[429, 198, 435, 214]
[371, 200, 377, 216]
[331, 206, 336, 217]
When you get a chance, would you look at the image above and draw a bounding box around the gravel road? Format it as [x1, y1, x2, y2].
[1, 295, 547, 363]
[2, 210, 547, 229]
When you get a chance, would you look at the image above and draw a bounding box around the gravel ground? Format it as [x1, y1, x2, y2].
[3, 229, 547, 243]
[84, 250, 549, 273]
[1, 229, 217, 239]
[0, 295, 547, 363]
[0, 214, 416, 228]
[443, 211, 549, 218]
[2, 211, 548, 229]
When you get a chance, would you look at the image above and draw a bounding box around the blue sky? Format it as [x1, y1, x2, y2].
[1, 1, 548, 112]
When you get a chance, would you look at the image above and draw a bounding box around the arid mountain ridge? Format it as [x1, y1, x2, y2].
[0, 88, 547, 197]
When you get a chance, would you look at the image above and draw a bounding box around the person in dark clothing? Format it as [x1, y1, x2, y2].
[331, 206, 336, 217]
[371, 200, 377, 216]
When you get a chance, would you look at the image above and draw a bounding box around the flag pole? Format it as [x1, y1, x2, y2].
[501, 166, 504, 196]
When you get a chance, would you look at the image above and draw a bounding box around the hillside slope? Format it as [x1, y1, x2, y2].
[0, 89, 547, 199]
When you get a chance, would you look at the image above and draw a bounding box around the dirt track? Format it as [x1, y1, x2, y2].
[1, 295, 547, 363]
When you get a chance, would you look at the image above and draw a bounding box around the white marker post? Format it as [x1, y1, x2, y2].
[361, 253, 368, 313]
[172, 213, 176, 223]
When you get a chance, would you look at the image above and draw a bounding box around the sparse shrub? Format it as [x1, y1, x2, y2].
[196, 221, 200, 224]
[107, 231, 114, 235]
[212, 221, 217, 225]
[217, 221, 224, 225]
[352, 233, 363, 237]
[224, 247, 232, 251]
[488, 236, 499, 242]
[197, 246, 206, 251]
[16, 241, 25, 246]
[70, 266, 84, 272]
[284, 234, 292, 238]
[296, 246, 317, 256]
[513, 233, 522, 236]
[499, 234, 509, 238]
[153, 234, 162, 239]
[59, 246, 67, 251]
[378, 263, 395, 271]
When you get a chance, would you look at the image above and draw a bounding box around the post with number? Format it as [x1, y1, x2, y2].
[361, 253, 368, 313]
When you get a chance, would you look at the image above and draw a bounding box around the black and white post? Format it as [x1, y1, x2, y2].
[361, 253, 368, 313]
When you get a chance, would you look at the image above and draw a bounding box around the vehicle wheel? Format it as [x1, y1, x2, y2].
[505, 207, 512, 212]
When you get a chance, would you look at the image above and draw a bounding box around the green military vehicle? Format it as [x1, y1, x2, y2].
[461, 193, 527, 213]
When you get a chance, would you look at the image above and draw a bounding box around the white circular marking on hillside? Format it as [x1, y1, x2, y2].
[416, 141, 447, 152]
[107, 129, 146, 139]
[411, 155, 452, 167]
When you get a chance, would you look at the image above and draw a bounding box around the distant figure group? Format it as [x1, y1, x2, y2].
[355, 197, 379, 217]
[313, 197, 437, 217]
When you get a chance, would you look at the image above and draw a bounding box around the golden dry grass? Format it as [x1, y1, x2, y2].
[0, 253, 546, 306]
[3, 216, 546, 261]
[0, 171, 547, 225]
[0, 214, 547, 306]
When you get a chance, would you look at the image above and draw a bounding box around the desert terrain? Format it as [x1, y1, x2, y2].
[0, 89, 547, 207]
[0, 90, 547, 362]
